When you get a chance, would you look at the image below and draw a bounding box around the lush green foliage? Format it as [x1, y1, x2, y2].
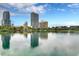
[0, 26, 79, 33]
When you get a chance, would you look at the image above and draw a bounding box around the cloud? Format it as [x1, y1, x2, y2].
[8, 3, 47, 14]
[64, 21, 79, 26]
[10, 12, 16, 16]
[0, 3, 48, 25]
[30, 5, 46, 13]
[52, 21, 79, 26]
[56, 8, 65, 12]
[67, 3, 79, 8]
[70, 9, 77, 14]
[9, 3, 33, 9]
[0, 3, 48, 18]
[67, 3, 79, 15]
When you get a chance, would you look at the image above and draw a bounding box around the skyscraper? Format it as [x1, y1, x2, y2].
[31, 12, 39, 28]
[2, 11, 11, 26]
[24, 21, 28, 26]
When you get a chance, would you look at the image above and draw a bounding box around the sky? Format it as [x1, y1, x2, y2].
[0, 3, 79, 27]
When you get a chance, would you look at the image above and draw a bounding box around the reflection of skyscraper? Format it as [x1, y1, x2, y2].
[31, 32, 39, 48]
[2, 11, 11, 26]
[31, 12, 39, 28]
[1, 34, 11, 49]
[24, 33, 28, 38]
[39, 32, 48, 39]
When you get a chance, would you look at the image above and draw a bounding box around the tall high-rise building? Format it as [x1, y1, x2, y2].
[23, 21, 28, 32]
[31, 12, 39, 28]
[24, 21, 28, 26]
[2, 11, 11, 26]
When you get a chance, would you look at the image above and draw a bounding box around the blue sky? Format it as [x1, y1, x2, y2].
[0, 3, 79, 27]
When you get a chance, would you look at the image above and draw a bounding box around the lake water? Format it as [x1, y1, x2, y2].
[0, 32, 79, 56]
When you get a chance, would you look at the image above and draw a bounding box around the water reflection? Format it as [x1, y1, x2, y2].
[31, 32, 39, 48]
[1, 32, 79, 56]
[24, 33, 28, 38]
[39, 32, 48, 39]
[1, 34, 11, 49]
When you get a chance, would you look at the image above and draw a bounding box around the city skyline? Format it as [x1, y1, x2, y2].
[0, 3, 79, 27]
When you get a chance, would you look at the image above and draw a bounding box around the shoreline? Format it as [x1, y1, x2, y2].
[0, 29, 79, 34]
